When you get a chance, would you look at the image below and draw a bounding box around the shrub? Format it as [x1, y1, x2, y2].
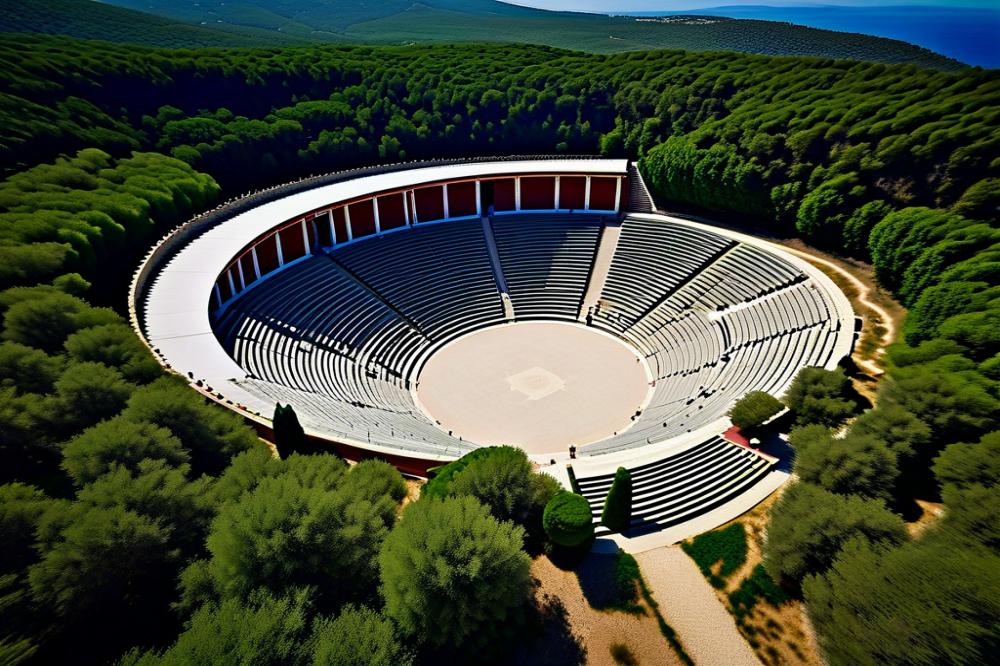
[784, 367, 859, 428]
[682, 523, 748, 587]
[794, 432, 899, 502]
[729, 391, 784, 430]
[600, 467, 632, 533]
[543, 491, 595, 547]
[379, 496, 531, 653]
[422, 446, 496, 498]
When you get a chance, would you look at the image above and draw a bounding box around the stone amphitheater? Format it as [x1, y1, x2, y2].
[133, 158, 855, 541]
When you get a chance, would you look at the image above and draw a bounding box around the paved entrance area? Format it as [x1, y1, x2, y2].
[415, 321, 651, 454]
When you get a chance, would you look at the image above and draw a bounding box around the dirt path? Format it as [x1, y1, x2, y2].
[778, 244, 897, 376]
[530, 555, 679, 666]
[636, 547, 761, 666]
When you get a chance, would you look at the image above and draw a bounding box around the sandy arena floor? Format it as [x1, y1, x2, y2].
[415, 321, 652, 455]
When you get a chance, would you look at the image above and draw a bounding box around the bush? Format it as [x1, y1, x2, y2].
[379, 496, 531, 653]
[763, 482, 907, 587]
[682, 523, 748, 587]
[308, 605, 414, 666]
[543, 491, 595, 547]
[600, 467, 632, 533]
[422, 446, 497, 498]
[728, 391, 784, 430]
[794, 433, 899, 502]
[784, 367, 859, 428]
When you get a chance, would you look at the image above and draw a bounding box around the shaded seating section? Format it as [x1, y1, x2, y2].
[333, 219, 505, 341]
[492, 215, 602, 319]
[576, 437, 772, 533]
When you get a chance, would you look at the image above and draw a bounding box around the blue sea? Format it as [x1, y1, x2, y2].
[625, 6, 1000, 68]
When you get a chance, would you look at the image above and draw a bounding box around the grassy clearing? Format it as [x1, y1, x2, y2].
[681, 523, 748, 588]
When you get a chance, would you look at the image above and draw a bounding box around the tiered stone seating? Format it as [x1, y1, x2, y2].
[492, 215, 602, 319]
[576, 437, 772, 533]
[332, 219, 505, 342]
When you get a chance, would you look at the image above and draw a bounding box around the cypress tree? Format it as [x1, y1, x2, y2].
[600, 467, 632, 533]
[272, 403, 307, 458]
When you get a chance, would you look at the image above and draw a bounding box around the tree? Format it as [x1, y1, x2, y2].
[783, 367, 859, 428]
[201, 457, 398, 609]
[600, 467, 632, 533]
[379, 496, 531, 653]
[0, 484, 53, 574]
[447, 445, 539, 524]
[804, 535, 1000, 665]
[28, 504, 179, 662]
[46, 361, 133, 435]
[0, 342, 62, 395]
[728, 391, 784, 430]
[543, 491, 595, 547]
[272, 403, 309, 458]
[933, 431, 1000, 549]
[763, 482, 907, 587]
[308, 605, 414, 666]
[61, 416, 189, 485]
[123, 377, 257, 475]
[794, 433, 898, 502]
[75, 459, 214, 555]
[63, 323, 160, 384]
[122, 589, 312, 666]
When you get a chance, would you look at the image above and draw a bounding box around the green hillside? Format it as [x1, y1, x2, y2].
[0, 0, 317, 47]
[3, 0, 964, 68]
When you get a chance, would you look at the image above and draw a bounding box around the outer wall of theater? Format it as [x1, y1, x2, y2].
[211, 172, 628, 312]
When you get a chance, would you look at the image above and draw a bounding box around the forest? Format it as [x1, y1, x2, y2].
[0, 32, 996, 664]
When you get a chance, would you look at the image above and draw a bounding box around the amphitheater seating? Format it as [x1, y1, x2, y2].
[576, 437, 773, 533]
[210, 212, 845, 462]
[492, 215, 602, 320]
[332, 219, 505, 342]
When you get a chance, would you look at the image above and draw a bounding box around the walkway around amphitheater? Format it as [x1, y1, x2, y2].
[636, 546, 762, 666]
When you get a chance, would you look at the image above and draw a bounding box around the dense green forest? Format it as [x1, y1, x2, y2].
[3, 0, 963, 67]
[0, 31, 997, 664]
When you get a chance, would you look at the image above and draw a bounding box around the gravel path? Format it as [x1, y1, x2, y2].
[636, 547, 761, 666]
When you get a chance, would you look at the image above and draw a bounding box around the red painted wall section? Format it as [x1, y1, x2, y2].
[490, 178, 516, 212]
[414, 185, 445, 222]
[349, 199, 376, 238]
[332, 207, 349, 244]
[560, 176, 586, 210]
[255, 234, 280, 274]
[521, 176, 555, 210]
[238, 253, 256, 287]
[448, 181, 478, 217]
[315, 214, 333, 247]
[377, 193, 407, 231]
[217, 273, 233, 302]
[590, 176, 618, 211]
[279, 222, 306, 263]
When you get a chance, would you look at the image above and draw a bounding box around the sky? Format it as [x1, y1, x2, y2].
[506, 0, 998, 11]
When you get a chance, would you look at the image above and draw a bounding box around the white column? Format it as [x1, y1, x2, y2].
[275, 232, 284, 266]
[410, 191, 419, 224]
[301, 219, 310, 250]
[554, 175, 561, 210]
[236, 258, 246, 290]
[584, 176, 592, 211]
[214, 284, 223, 309]
[515, 177, 522, 211]
[442, 184, 450, 219]
[475, 180, 482, 217]
[614, 177, 622, 213]
[403, 192, 411, 226]
[328, 210, 336, 244]
[345, 206, 353, 242]
[251, 246, 261, 279]
[226, 269, 236, 296]
[373, 197, 382, 233]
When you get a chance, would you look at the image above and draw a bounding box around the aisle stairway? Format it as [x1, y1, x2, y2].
[626, 163, 655, 213]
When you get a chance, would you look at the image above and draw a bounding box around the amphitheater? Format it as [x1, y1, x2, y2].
[133, 158, 855, 541]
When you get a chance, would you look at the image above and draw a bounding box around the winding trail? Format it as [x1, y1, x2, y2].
[777, 246, 894, 376]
